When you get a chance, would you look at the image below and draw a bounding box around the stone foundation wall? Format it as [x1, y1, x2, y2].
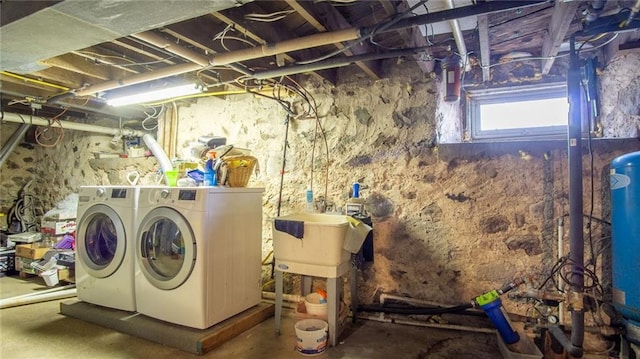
[1, 55, 637, 317]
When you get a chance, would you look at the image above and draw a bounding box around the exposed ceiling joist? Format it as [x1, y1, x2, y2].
[381, 1, 434, 74]
[210, 10, 335, 83]
[477, 15, 491, 82]
[540, 1, 580, 74]
[284, 0, 381, 80]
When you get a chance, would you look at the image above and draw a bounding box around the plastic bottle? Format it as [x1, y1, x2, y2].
[305, 188, 314, 212]
[203, 151, 217, 186]
[346, 182, 365, 216]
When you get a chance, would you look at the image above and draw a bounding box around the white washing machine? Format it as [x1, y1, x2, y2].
[135, 186, 263, 329]
[76, 186, 138, 311]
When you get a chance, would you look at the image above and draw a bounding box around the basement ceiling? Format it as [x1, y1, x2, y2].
[1, 0, 639, 121]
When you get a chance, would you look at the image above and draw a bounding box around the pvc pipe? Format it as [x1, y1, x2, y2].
[143, 134, 172, 172]
[3, 284, 76, 301]
[0, 123, 29, 169]
[0, 288, 77, 309]
[210, 28, 360, 66]
[2, 112, 145, 137]
[446, 0, 471, 72]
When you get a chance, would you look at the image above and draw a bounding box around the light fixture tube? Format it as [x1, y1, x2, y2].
[107, 83, 202, 107]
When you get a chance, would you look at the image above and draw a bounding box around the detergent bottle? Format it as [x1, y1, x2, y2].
[204, 151, 217, 186]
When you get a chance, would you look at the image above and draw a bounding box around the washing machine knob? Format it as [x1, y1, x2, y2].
[160, 189, 170, 199]
[96, 188, 105, 197]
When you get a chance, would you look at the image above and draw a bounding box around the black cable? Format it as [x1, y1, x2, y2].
[295, 0, 429, 65]
[358, 302, 473, 315]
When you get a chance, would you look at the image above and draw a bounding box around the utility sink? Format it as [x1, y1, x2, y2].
[272, 213, 355, 277]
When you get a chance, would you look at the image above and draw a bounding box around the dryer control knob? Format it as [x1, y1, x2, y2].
[160, 189, 170, 198]
[96, 188, 105, 197]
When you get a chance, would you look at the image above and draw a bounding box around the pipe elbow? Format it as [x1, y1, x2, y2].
[549, 325, 584, 358]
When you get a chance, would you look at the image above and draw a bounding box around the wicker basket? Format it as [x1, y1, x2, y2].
[221, 155, 257, 187]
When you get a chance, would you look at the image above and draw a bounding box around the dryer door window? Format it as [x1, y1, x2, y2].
[137, 207, 196, 290]
[77, 204, 126, 278]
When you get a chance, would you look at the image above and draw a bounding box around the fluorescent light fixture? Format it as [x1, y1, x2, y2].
[107, 83, 203, 107]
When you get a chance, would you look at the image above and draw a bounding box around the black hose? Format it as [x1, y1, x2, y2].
[358, 302, 473, 315]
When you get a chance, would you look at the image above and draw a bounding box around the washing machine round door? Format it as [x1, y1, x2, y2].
[77, 204, 126, 278]
[137, 207, 196, 290]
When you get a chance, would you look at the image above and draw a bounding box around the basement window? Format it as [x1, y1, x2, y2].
[466, 83, 569, 141]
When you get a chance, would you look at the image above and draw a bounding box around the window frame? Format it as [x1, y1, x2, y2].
[466, 83, 571, 142]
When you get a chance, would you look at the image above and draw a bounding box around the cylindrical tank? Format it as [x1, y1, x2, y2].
[611, 151, 640, 342]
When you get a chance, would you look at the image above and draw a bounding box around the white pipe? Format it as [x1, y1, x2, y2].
[446, 0, 471, 72]
[0, 288, 77, 309]
[358, 313, 497, 334]
[143, 134, 173, 173]
[2, 112, 145, 137]
[3, 284, 75, 301]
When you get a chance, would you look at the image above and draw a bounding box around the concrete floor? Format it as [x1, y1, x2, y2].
[0, 275, 504, 358]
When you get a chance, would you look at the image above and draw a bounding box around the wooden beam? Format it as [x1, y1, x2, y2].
[540, 1, 579, 74]
[477, 15, 490, 82]
[380, 0, 434, 74]
[70, 49, 140, 75]
[39, 53, 112, 81]
[111, 39, 177, 65]
[285, 0, 381, 80]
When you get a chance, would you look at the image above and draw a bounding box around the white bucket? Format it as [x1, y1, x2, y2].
[41, 269, 59, 287]
[304, 293, 328, 317]
[295, 319, 328, 356]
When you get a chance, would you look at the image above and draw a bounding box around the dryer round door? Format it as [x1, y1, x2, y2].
[137, 207, 196, 290]
[77, 204, 127, 278]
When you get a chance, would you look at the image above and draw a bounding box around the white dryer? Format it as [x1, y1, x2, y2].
[76, 186, 138, 311]
[135, 186, 263, 329]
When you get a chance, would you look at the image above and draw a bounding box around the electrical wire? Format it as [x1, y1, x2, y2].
[213, 24, 257, 52]
[295, 0, 429, 65]
[34, 107, 68, 147]
[244, 10, 296, 22]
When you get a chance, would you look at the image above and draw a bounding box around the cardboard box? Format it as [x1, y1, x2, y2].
[15, 244, 51, 259]
[41, 219, 76, 235]
[15, 256, 37, 274]
[58, 268, 75, 283]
